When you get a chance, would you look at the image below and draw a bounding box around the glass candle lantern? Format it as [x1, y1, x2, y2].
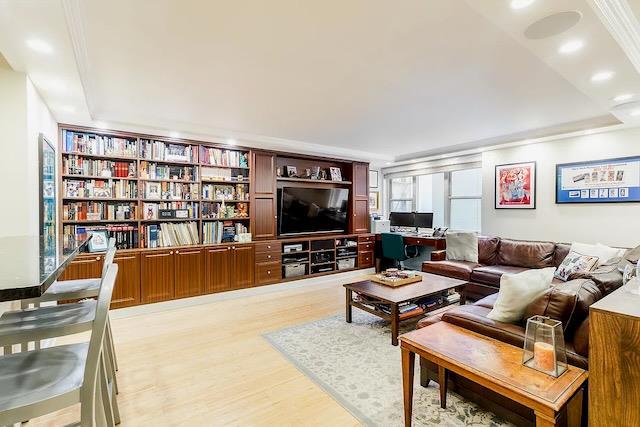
[522, 316, 567, 378]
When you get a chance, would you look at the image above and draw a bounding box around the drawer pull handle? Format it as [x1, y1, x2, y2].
[267, 271, 271, 274]
[95, 256, 101, 261]
[267, 245, 271, 249]
[267, 255, 271, 259]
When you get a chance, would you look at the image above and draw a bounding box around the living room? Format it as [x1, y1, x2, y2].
[0, 0, 639, 426]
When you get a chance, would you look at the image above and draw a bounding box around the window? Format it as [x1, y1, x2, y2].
[386, 167, 482, 232]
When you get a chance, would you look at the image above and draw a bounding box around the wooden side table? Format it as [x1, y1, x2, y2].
[399, 322, 587, 427]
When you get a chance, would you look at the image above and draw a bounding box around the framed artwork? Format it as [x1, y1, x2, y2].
[495, 161, 537, 209]
[369, 191, 380, 211]
[369, 170, 379, 189]
[556, 156, 640, 204]
[88, 230, 109, 253]
[329, 167, 343, 181]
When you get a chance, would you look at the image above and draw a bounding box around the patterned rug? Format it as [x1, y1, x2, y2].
[263, 311, 512, 427]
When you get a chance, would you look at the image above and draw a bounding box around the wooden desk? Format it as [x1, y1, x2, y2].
[400, 322, 587, 427]
[374, 233, 446, 249]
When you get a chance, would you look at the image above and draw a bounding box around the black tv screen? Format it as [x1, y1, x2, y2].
[278, 187, 349, 236]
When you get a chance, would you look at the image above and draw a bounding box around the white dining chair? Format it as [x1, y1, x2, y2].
[0, 264, 119, 426]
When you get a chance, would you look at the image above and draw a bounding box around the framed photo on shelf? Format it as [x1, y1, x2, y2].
[369, 170, 379, 189]
[329, 167, 343, 181]
[495, 161, 536, 209]
[88, 230, 109, 253]
[369, 191, 380, 212]
[556, 156, 640, 204]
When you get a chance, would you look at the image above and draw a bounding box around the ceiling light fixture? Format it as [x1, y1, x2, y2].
[591, 71, 614, 82]
[630, 109, 640, 117]
[226, 138, 237, 145]
[511, 0, 535, 10]
[26, 39, 53, 54]
[558, 39, 584, 54]
[613, 94, 633, 102]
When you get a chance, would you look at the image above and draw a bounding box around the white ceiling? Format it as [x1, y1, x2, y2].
[1, 0, 640, 162]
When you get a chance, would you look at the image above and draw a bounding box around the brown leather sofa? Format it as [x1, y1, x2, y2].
[418, 236, 625, 426]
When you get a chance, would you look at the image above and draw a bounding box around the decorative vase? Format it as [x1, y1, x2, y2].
[522, 315, 567, 377]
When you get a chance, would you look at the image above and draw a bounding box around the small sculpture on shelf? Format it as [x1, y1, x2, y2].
[236, 202, 248, 218]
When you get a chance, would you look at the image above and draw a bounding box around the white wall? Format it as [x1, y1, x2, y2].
[482, 127, 640, 248]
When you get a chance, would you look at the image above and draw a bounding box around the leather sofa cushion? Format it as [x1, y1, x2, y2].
[422, 260, 480, 281]
[497, 239, 555, 269]
[524, 278, 602, 339]
[554, 243, 571, 267]
[474, 293, 498, 309]
[573, 318, 589, 357]
[469, 265, 528, 287]
[440, 304, 587, 368]
[417, 313, 443, 329]
[478, 236, 500, 265]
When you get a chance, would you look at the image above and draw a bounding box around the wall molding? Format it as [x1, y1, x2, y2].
[589, 0, 640, 74]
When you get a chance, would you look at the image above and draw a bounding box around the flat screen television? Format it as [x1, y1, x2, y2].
[278, 187, 349, 236]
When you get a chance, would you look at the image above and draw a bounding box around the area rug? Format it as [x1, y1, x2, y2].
[263, 311, 512, 427]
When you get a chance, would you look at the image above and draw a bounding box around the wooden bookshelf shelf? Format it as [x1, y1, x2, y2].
[140, 198, 199, 202]
[201, 164, 250, 170]
[201, 179, 250, 184]
[140, 158, 198, 166]
[63, 219, 138, 224]
[62, 152, 137, 161]
[140, 218, 199, 222]
[277, 177, 352, 184]
[201, 199, 250, 203]
[139, 178, 199, 183]
[202, 217, 250, 221]
[63, 197, 138, 201]
[62, 174, 138, 180]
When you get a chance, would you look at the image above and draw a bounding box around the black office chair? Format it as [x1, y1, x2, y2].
[381, 233, 419, 269]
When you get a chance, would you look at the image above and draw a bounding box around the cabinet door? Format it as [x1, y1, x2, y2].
[141, 250, 175, 303]
[59, 254, 103, 280]
[353, 199, 370, 234]
[231, 245, 255, 289]
[111, 253, 140, 309]
[353, 162, 369, 199]
[253, 198, 277, 239]
[253, 151, 276, 196]
[350, 162, 370, 234]
[174, 249, 203, 298]
[203, 246, 231, 293]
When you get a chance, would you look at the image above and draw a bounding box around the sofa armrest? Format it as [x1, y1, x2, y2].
[431, 250, 446, 261]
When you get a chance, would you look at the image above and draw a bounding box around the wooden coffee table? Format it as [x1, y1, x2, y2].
[344, 272, 466, 346]
[399, 322, 588, 427]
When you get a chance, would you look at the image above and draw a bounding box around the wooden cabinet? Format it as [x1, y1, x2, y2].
[231, 245, 255, 288]
[111, 253, 140, 309]
[203, 246, 232, 293]
[350, 162, 369, 234]
[59, 254, 103, 280]
[254, 240, 282, 286]
[174, 248, 203, 298]
[252, 151, 277, 240]
[141, 250, 175, 303]
[358, 234, 375, 268]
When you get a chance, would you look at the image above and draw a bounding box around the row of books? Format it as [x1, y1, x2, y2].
[201, 184, 248, 201]
[200, 147, 249, 167]
[203, 221, 248, 244]
[141, 222, 199, 248]
[201, 167, 249, 182]
[139, 162, 198, 181]
[63, 156, 136, 178]
[63, 202, 137, 221]
[64, 180, 137, 199]
[202, 202, 248, 219]
[142, 202, 199, 220]
[65, 132, 137, 158]
[140, 140, 198, 163]
[143, 182, 199, 200]
[64, 225, 139, 250]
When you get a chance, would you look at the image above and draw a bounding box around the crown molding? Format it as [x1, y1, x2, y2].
[589, 0, 640, 73]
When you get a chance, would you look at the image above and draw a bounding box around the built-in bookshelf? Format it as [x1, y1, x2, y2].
[60, 127, 252, 250]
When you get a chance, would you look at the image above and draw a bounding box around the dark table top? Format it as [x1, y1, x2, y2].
[343, 271, 465, 304]
[0, 235, 90, 302]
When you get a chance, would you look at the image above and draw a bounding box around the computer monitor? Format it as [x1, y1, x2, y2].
[389, 212, 415, 227]
[414, 212, 434, 229]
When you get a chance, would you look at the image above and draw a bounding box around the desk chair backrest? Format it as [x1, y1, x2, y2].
[381, 233, 407, 262]
[99, 238, 117, 278]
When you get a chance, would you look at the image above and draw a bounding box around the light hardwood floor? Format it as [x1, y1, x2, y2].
[28, 276, 363, 426]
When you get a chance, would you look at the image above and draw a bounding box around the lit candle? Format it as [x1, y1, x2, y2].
[534, 341, 555, 373]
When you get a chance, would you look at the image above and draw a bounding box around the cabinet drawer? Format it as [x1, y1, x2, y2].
[358, 251, 374, 268]
[255, 251, 281, 263]
[358, 235, 375, 243]
[358, 242, 374, 252]
[255, 261, 282, 285]
[255, 241, 279, 254]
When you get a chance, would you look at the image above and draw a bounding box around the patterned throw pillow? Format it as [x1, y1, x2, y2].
[554, 251, 599, 282]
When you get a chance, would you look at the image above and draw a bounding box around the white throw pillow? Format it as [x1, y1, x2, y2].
[446, 232, 478, 263]
[487, 267, 556, 323]
[570, 242, 620, 266]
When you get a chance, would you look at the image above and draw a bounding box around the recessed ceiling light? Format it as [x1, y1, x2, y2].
[169, 131, 180, 138]
[558, 39, 584, 54]
[26, 39, 53, 54]
[613, 94, 633, 102]
[511, 0, 535, 10]
[226, 138, 237, 145]
[630, 109, 640, 117]
[591, 71, 614, 82]
[385, 162, 392, 165]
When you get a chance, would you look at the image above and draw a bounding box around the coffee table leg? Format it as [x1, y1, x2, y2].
[345, 289, 352, 323]
[401, 346, 415, 427]
[438, 365, 448, 409]
[391, 303, 399, 346]
[458, 286, 466, 306]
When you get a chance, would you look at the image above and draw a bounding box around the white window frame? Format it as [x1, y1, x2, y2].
[388, 176, 416, 212]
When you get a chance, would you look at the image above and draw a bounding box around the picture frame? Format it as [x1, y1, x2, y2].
[369, 170, 379, 189]
[284, 166, 297, 177]
[369, 191, 380, 211]
[329, 167, 342, 181]
[556, 155, 640, 204]
[495, 161, 537, 209]
[88, 230, 109, 253]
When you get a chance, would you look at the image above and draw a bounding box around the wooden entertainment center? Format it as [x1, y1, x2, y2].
[56, 125, 372, 308]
